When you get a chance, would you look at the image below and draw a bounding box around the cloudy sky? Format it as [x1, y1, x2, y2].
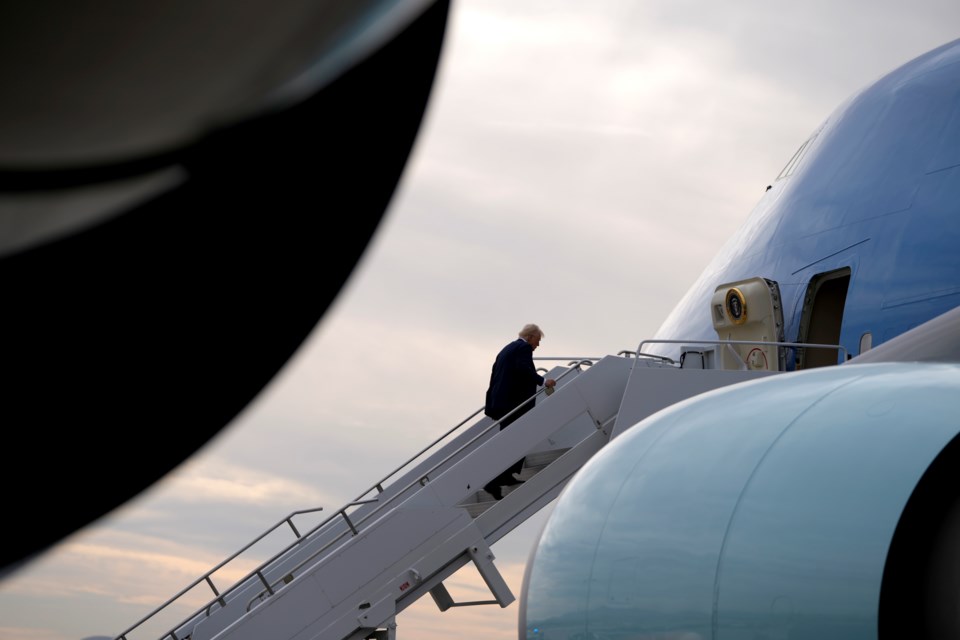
[2, 2, 959, 639]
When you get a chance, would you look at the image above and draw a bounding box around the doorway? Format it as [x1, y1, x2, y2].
[796, 268, 850, 369]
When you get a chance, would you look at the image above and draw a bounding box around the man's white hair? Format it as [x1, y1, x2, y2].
[519, 323, 544, 339]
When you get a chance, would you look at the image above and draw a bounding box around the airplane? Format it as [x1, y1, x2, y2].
[518, 35, 960, 640]
[96, 33, 960, 640]
[3, 3, 957, 640]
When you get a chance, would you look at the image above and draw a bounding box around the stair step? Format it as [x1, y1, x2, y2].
[464, 500, 495, 518]
[522, 448, 571, 471]
[461, 482, 530, 518]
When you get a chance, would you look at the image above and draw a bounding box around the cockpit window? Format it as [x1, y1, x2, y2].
[776, 127, 821, 181]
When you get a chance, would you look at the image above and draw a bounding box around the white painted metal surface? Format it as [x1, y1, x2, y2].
[122, 340, 837, 640]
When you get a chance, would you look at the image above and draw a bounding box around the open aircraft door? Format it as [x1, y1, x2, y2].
[711, 277, 786, 371]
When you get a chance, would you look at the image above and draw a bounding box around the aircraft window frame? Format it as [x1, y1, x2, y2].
[776, 127, 821, 181]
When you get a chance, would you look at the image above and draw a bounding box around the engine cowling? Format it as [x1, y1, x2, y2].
[520, 361, 960, 640]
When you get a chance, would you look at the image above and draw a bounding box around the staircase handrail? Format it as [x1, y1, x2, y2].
[240, 363, 589, 610]
[117, 361, 589, 640]
[636, 338, 849, 368]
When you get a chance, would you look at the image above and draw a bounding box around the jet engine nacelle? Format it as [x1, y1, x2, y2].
[520, 360, 960, 639]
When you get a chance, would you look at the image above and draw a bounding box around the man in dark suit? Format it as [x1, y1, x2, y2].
[483, 323, 556, 500]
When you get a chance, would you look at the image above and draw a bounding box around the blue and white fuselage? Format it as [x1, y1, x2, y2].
[520, 37, 960, 640]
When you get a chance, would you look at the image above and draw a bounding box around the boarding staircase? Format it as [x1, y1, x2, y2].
[115, 332, 847, 640]
[115, 353, 637, 640]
